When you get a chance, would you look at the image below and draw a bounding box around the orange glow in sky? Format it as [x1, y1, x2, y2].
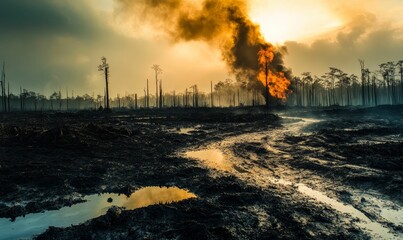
[250, 0, 343, 44]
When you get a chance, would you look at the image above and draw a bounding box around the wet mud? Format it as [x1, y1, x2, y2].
[0, 106, 401, 239]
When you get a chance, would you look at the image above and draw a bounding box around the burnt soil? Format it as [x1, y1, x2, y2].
[280, 106, 403, 202]
[0, 106, 402, 239]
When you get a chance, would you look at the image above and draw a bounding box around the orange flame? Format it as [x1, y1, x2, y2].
[257, 47, 290, 100]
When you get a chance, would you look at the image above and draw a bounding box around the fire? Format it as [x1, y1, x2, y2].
[118, 0, 292, 101]
[257, 47, 291, 100]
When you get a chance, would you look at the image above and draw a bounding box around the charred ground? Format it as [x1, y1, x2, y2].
[0, 106, 402, 239]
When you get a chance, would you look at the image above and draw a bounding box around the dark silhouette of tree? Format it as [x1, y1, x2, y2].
[66, 88, 69, 111]
[58, 89, 62, 111]
[159, 79, 163, 108]
[359, 60, 366, 105]
[151, 65, 162, 108]
[37, 94, 46, 111]
[370, 71, 379, 106]
[301, 72, 313, 106]
[98, 57, 110, 110]
[349, 74, 359, 106]
[48, 92, 57, 110]
[312, 75, 323, 106]
[397, 60, 403, 103]
[146, 78, 149, 108]
[1, 62, 8, 112]
[380, 62, 394, 104]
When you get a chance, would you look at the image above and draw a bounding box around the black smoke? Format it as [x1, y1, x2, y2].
[116, 0, 291, 90]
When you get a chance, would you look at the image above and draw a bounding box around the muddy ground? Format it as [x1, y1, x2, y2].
[0, 106, 402, 239]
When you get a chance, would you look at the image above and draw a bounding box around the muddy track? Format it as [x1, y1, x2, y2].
[183, 116, 402, 239]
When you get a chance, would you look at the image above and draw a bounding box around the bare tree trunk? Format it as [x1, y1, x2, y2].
[105, 67, 110, 110]
[143, 89, 146, 108]
[146, 79, 149, 108]
[20, 87, 23, 112]
[185, 88, 188, 107]
[237, 89, 240, 106]
[159, 80, 163, 108]
[367, 78, 372, 106]
[1, 62, 6, 112]
[372, 75, 378, 106]
[59, 89, 62, 111]
[400, 63, 403, 103]
[66, 88, 69, 111]
[210, 81, 213, 107]
[155, 73, 158, 108]
[7, 83, 10, 112]
[173, 91, 176, 107]
[219, 92, 221, 107]
[359, 60, 366, 105]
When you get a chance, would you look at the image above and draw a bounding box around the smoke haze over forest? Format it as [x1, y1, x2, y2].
[0, 0, 402, 96]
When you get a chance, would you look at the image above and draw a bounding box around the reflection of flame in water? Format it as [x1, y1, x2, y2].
[124, 186, 196, 209]
[185, 149, 233, 171]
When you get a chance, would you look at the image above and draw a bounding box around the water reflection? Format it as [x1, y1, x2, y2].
[185, 149, 233, 171]
[0, 186, 196, 240]
[297, 184, 401, 239]
[381, 208, 403, 225]
[178, 127, 196, 134]
[123, 186, 196, 209]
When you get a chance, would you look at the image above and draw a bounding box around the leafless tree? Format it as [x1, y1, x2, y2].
[151, 65, 162, 108]
[98, 57, 110, 110]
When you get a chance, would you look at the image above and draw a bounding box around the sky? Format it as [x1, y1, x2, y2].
[0, 0, 402, 97]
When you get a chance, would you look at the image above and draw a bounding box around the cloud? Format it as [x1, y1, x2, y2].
[0, 0, 234, 96]
[284, 9, 403, 76]
[0, 0, 109, 93]
[0, 0, 106, 38]
[0, 0, 155, 96]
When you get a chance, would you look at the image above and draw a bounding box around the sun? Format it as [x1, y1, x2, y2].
[250, 0, 342, 44]
[252, 12, 302, 44]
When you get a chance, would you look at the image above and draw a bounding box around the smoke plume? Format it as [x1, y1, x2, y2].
[116, 0, 291, 98]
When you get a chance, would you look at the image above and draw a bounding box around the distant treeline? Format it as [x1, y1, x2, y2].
[287, 60, 403, 107]
[0, 80, 266, 112]
[1, 60, 402, 112]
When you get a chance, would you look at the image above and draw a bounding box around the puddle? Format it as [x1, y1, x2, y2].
[123, 186, 196, 209]
[165, 125, 201, 135]
[264, 162, 400, 238]
[254, 170, 400, 239]
[354, 192, 403, 226]
[296, 184, 400, 239]
[0, 186, 196, 240]
[259, 173, 400, 239]
[185, 149, 233, 171]
[178, 127, 196, 134]
[381, 208, 403, 225]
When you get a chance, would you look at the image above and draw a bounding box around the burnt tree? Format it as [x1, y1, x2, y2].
[98, 57, 110, 110]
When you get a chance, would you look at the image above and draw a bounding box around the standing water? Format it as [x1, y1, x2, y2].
[185, 149, 233, 171]
[0, 186, 196, 240]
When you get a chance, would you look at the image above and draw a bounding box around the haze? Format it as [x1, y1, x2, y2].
[0, 0, 402, 96]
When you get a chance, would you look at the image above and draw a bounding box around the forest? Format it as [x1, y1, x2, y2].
[289, 60, 403, 107]
[1, 59, 402, 112]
